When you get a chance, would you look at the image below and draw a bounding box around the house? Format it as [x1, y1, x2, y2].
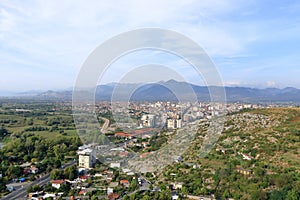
[78, 190, 85, 195]
[51, 180, 66, 189]
[106, 176, 113, 182]
[173, 182, 183, 190]
[107, 187, 113, 194]
[108, 182, 119, 188]
[23, 168, 31, 175]
[241, 154, 253, 160]
[142, 142, 149, 147]
[110, 162, 121, 168]
[120, 179, 129, 187]
[30, 166, 39, 174]
[237, 168, 252, 175]
[42, 193, 57, 199]
[78, 175, 89, 182]
[172, 193, 179, 200]
[119, 151, 129, 157]
[141, 134, 152, 139]
[140, 152, 152, 158]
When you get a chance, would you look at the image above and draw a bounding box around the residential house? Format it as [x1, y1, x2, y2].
[237, 168, 252, 175]
[51, 180, 66, 189]
[120, 179, 129, 188]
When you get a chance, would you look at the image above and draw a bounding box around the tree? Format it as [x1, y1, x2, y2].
[50, 169, 63, 180]
[58, 183, 70, 193]
[25, 137, 34, 155]
[0, 125, 9, 138]
[91, 195, 98, 200]
[269, 190, 285, 200]
[0, 178, 7, 192]
[149, 184, 153, 190]
[53, 159, 61, 168]
[122, 195, 129, 200]
[26, 185, 33, 194]
[160, 183, 167, 191]
[64, 165, 77, 181]
[286, 190, 299, 200]
[129, 193, 136, 200]
[142, 195, 150, 200]
[181, 186, 189, 197]
[6, 165, 22, 178]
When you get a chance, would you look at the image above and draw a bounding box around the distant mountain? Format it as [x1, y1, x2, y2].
[2, 80, 300, 103]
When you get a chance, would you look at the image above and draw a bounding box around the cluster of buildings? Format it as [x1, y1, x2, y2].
[96, 101, 270, 133]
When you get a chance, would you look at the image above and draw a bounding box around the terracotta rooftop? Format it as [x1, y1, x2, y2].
[51, 180, 65, 184]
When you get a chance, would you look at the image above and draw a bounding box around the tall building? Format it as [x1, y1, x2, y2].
[141, 114, 156, 127]
[167, 117, 182, 129]
[77, 148, 96, 169]
[176, 118, 182, 128]
[167, 118, 176, 129]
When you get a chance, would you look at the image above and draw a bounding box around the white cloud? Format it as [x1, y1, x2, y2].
[0, 0, 299, 90]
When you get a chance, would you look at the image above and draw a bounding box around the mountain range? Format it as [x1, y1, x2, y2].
[1, 80, 300, 103]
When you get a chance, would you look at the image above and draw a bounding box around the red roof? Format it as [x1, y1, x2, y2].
[115, 132, 133, 137]
[140, 152, 152, 158]
[79, 175, 89, 180]
[78, 190, 85, 195]
[119, 151, 129, 157]
[120, 179, 129, 184]
[51, 180, 65, 184]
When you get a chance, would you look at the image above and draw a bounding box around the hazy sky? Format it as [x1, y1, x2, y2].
[0, 0, 300, 91]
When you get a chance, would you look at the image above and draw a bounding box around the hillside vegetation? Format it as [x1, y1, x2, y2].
[157, 108, 300, 200]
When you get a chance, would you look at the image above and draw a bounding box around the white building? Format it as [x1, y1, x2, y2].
[141, 114, 156, 127]
[167, 118, 182, 129]
[77, 148, 96, 169]
[51, 180, 65, 189]
[110, 162, 121, 168]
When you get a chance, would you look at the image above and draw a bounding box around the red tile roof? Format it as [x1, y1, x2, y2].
[140, 152, 152, 158]
[79, 175, 89, 180]
[115, 132, 132, 137]
[120, 179, 129, 184]
[78, 190, 85, 195]
[51, 180, 65, 184]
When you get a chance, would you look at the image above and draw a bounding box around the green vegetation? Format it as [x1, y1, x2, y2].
[1, 100, 299, 200]
[0, 101, 82, 194]
[156, 108, 300, 200]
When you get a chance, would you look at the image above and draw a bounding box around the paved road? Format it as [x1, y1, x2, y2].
[1, 160, 76, 200]
[100, 117, 110, 134]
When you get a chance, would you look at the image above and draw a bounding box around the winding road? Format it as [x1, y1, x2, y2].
[100, 117, 110, 134]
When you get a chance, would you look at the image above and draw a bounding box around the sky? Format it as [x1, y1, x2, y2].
[0, 0, 300, 92]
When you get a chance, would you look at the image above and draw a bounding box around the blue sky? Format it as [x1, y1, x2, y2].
[0, 0, 300, 91]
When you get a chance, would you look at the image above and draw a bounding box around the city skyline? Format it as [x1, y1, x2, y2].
[0, 0, 300, 92]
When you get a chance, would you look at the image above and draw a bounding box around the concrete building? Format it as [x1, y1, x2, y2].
[167, 118, 176, 129]
[167, 117, 182, 129]
[77, 148, 96, 169]
[141, 114, 156, 127]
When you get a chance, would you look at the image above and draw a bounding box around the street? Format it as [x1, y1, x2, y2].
[1, 160, 76, 200]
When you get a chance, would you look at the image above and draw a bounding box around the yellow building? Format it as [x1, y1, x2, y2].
[237, 168, 252, 175]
